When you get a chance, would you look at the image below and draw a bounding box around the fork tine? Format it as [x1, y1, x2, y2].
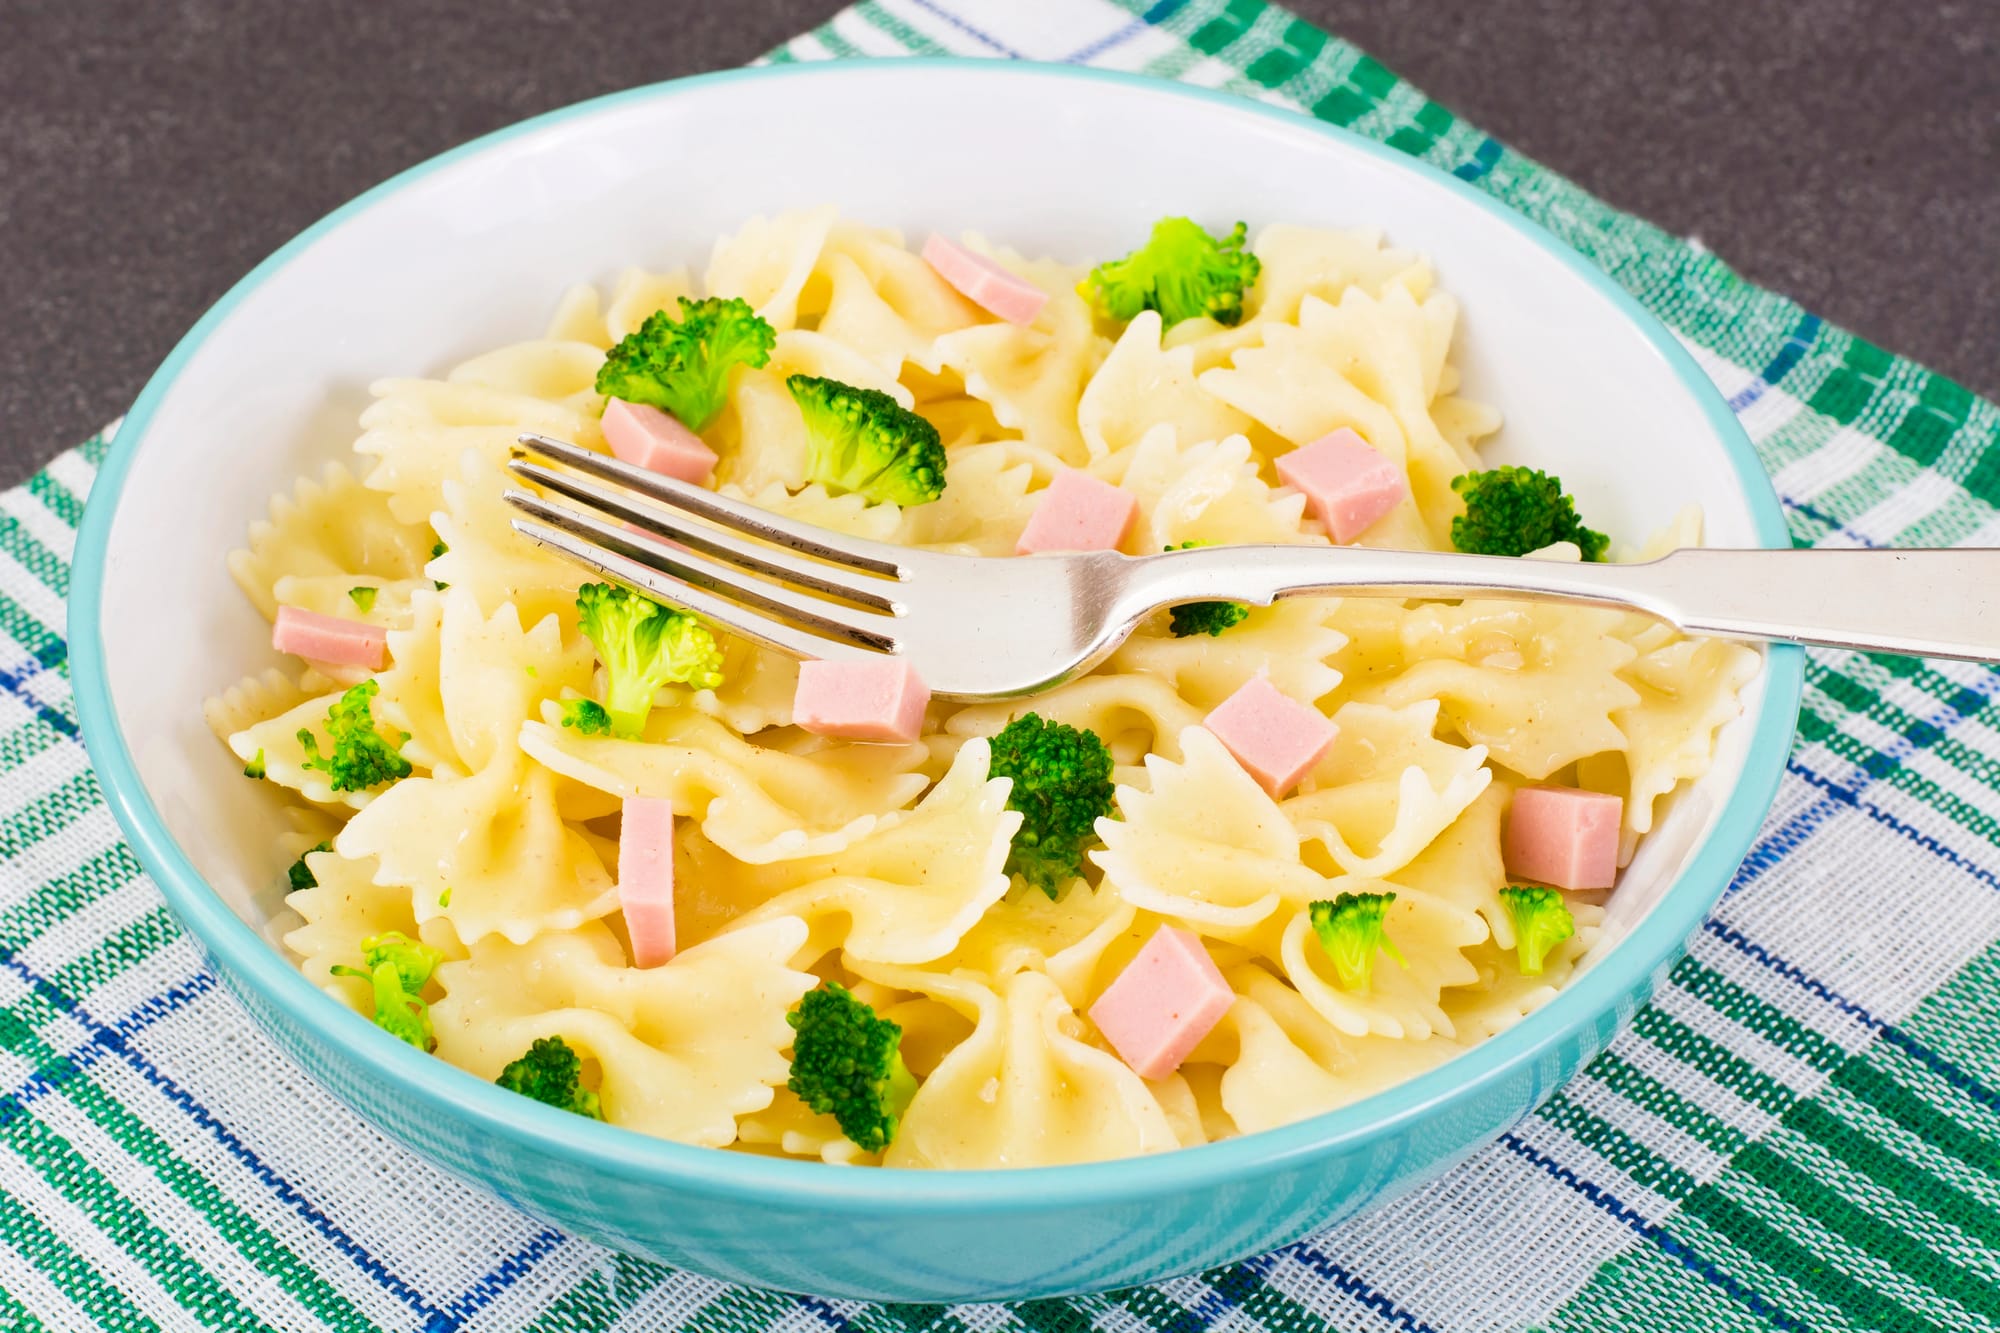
[516, 432, 906, 577]
[507, 492, 900, 655]
[508, 457, 901, 614]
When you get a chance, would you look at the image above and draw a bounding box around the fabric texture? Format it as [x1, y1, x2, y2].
[6, 0, 1998, 1328]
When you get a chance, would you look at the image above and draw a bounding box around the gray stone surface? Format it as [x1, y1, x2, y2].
[2, 1, 1993, 490]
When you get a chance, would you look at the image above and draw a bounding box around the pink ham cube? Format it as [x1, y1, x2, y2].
[601, 398, 719, 485]
[1274, 428, 1408, 543]
[1205, 674, 1338, 799]
[921, 233, 1049, 326]
[1504, 786, 1623, 890]
[271, 606, 387, 672]
[1088, 926, 1234, 1081]
[618, 797, 677, 967]
[1016, 469, 1138, 555]
[792, 658, 930, 743]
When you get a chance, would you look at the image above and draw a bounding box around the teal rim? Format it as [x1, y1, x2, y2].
[69, 57, 1804, 1211]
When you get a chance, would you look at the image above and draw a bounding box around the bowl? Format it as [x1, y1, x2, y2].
[70, 58, 1803, 1302]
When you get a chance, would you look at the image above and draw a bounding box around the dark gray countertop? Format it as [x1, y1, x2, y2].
[3, 1, 1994, 490]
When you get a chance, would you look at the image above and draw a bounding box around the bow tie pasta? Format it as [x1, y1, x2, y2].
[212, 209, 1756, 1167]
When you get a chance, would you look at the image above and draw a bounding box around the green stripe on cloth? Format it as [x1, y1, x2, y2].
[2, 1, 1995, 1330]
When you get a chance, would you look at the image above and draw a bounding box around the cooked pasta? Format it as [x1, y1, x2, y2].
[210, 211, 1758, 1167]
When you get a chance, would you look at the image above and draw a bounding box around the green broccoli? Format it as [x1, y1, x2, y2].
[438, 888, 452, 908]
[1499, 886, 1576, 976]
[1083, 217, 1261, 329]
[297, 681, 413, 793]
[595, 296, 776, 431]
[242, 748, 267, 780]
[787, 983, 917, 1153]
[785, 375, 946, 507]
[574, 583, 724, 738]
[347, 586, 378, 613]
[986, 713, 1117, 898]
[558, 698, 613, 735]
[496, 1035, 603, 1119]
[1449, 467, 1609, 561]
[429, 540, 448, 591]
[287, 841, 332, 892]
[1164, 542, 1249, 638]
[331, 931, 443, 1051]
[1309, 892, 1407, 992]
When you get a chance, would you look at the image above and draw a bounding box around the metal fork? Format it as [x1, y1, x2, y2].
[505, 432, 2000, 700]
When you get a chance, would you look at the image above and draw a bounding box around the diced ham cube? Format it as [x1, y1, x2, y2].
[271, 605, 387, 672]
[601, 398, 719, 485]
[1016, 469, 1138, 555]
[1205, 674, 1338, 799]
[1504, 786, 1622, 890]
[1089, 926, 1234, 1081]
[1274, 428, 1408, 543]
[792, 658, 930, 743]
[618, 797, 677, 967]
[921, 233, 1049, 326]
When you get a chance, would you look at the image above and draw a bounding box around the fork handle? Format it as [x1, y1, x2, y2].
[1139, 546, 2000, 662]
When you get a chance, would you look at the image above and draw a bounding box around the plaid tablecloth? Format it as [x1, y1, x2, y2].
[7, 1, 1998, 1329]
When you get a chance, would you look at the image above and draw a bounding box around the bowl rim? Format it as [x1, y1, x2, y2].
[70, 57, 1803, 1211]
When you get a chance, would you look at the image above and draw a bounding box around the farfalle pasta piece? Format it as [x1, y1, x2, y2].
[1269, 883, 1485, 1040]
[281, 849, 458, 1011]
[431, 917, 817, 1146]
[921, 253, 1104, 465]
[427, 453, 591, 629]
[856, 963, 1183, 1168]
[604, 266, 697, 344]
[544, 283, 612, 348]
[812, 228, 982, 378]
[1445, 901, 1605, 1040]
[1284, 699, 1492, 879]
[715, 479, 904, 544]
[1386, 782, 1512, 941]
[1093, 426, 1312, 551]
[1093, 727, 1330, 933]
[227, 684, 396, 811]
[203, 668, 308, 743]
[896, 441, 1041, 555]
[519, 708, 930, 863]
[705, 739, 1018, 965]
[943, 878, 1140, 1009]
[1368, 600, 1641, 780]
[704, 206, 839, 331]
[356, 375, 599, 526]
[1203, 966, 1464, 1135]
[1077, 312, 1255, 460]
[945, 673, 1206, 767]
[1593, 636, 1760, 852]
[1109, 597, 1346, 713]
[229, 463, 436, 622]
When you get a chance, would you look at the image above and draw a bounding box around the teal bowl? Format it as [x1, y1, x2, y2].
[69, 59, 1802, 1302]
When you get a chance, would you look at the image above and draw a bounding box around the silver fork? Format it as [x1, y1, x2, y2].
[505, 432, 2000, 701]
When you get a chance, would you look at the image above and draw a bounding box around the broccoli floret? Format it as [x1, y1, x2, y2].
[429, 540, 448, 591]
[1499, 886, 1576, 976]
[1309, 892, 1407, 992]
[787, 983, 917, 1153]
[347, 586, 378, 613]
[287, 841, 332, 892]
[297, 681, 413, 793]
[558, 698, 612, 735]
[595, 296, 776, 431]
[438, 888, 452, 908]
[1163, 542, 1249, 638]
[1083, 218, 1261, 330]
[496, 1035, 603, 1119]
[242, 748, 266, 780]
[985, 713, 1117, 898]
[330, 931, 443, 1051]
[574, 583, 724, 738]
[785, 375, 946, 507]
[1450, 467, 1609, 561]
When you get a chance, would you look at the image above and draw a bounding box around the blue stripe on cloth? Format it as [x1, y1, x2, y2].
[1265, 1244, 1442, 1333]
[439, 1227, 567, 1328]
[1065, 20, 1146, 64]
[904, 0, 1024, 57]
[1727, 313, 1823, 412]
[1499, 1133, 1814, 1333]
[1452, 138, 1503, 182]
[0, 657, 77, 741]
[1784, 758, 2000, 893]
[0, 948, 445, 1325]
[0, 972, 219, 1115]
[1142, 0, 1192, 22]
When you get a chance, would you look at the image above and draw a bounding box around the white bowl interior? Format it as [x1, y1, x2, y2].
[95, 63, 1769, 967]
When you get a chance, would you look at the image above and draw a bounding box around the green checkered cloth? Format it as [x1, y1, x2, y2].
[6, 1, 1997, 1328]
